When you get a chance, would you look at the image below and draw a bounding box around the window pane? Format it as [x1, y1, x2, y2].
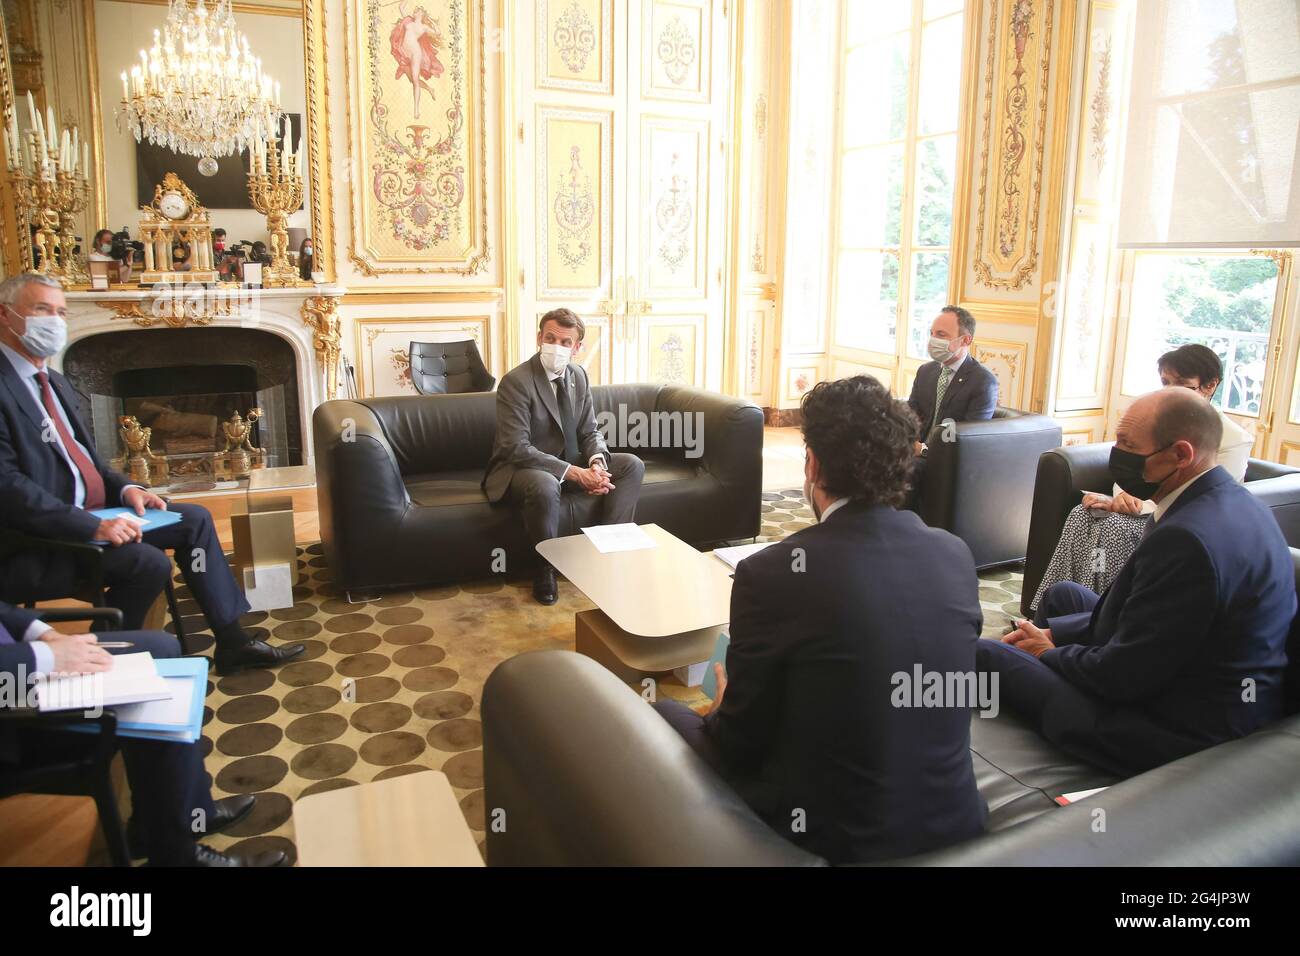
[1122, 255, 1279, 416]
[846, 0, 913, 45]
[1155, 0, 1300, 97]
[924, 0, 965, 20]
[836, 250, 899, 353]
[918, 14, 963, 134]
[913, 134, 958, 246]
[841, 145, 905, 247]
[908, 252, 951, 360]
[842, 35, 911, 147]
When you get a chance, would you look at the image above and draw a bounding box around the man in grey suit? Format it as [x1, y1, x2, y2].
[483, 308, 645, 604]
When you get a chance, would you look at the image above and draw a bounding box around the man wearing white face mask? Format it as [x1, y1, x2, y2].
[904, 305, 998, 510]
[0, 273, 305, 676]
[483, 308, 645, 604]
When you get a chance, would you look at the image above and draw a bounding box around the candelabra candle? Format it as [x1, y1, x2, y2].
[246, 134, 308, 287]
[5, 110, 91, 284]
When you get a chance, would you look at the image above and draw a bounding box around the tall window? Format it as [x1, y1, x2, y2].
[831, 0, 965, 362]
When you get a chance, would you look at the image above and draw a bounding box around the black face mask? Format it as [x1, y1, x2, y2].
[1108, 443, 1175, 500]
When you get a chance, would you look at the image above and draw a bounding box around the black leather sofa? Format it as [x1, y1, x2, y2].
[1021, 442, 1300, 617]
[482, 551, 1300, 865]
[313, 384, 763, 594]
[917, 408, 1063, 569]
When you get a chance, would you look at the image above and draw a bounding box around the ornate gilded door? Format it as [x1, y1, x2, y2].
[515, 0, 731, 388]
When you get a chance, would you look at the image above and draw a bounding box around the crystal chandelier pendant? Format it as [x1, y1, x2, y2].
[116, 0, 282, 164]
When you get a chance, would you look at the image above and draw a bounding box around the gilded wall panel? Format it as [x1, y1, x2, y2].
[535, 105, 612, 297]
[642, 0, 710, 103]
[346, 0, 488, 275]
[537, 0, 613, 94]
[641, 116, 708, 298]
[972, 0, 1055, 291]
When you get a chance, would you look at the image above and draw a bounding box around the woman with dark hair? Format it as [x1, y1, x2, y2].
[298, 236, 314, 282]
[1029, 343, 1253, 611]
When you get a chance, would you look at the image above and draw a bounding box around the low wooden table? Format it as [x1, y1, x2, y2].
[293, 771, 483, 867]
[537, 524, 734, 686]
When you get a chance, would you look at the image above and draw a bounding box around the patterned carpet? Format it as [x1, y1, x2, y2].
[173, 489, 1023, 863]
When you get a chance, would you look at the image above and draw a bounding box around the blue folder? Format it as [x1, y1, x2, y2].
[89, 506, 183, 544]
[66, 657, 208, 743]
[700, 631, 731, 700]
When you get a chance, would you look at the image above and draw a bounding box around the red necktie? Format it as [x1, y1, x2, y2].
[35, 370, 106, 510]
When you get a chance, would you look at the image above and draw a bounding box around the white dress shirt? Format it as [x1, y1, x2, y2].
[19, 619, 55, 674]
[1, 341, 98, 508]
[1152, 467, 1214, 523]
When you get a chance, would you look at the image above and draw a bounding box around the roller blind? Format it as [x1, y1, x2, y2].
[1117, 0, 1300, 248]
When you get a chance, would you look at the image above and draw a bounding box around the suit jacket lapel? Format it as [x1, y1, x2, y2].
[0, 350, 47, 433]
[530, 353, 563, 429]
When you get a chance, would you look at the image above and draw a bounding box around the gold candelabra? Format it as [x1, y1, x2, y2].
[247, 124, 309, 287]
[4, 92, 91, 285]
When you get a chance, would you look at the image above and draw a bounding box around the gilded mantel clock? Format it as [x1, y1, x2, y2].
[138, 173, 218, 283]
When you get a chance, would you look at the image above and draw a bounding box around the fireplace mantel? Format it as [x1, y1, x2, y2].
[56, 284, 346, 467]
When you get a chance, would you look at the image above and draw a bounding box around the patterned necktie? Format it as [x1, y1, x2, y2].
[555, 377, 581, 465]
[35, 370, 106, 510]
[932, 366, 954, 430]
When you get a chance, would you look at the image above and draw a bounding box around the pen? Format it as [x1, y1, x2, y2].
[94, 641, 135, 648]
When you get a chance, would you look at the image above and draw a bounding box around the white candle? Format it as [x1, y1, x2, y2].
[83, 143, 89, 177]
[122, 72, 129, 100]
[26, 91, 35, 128]
[297, 146, 303, 178]
[33, 109, 44, 152]
[46, 106, 55, 142]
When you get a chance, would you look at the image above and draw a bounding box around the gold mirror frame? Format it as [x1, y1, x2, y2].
[0, 1, 334, 282]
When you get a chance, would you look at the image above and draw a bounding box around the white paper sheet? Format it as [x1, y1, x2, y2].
[36, 652, 171, 712]
[580, 523, 657, 554]
[711, 542, 774, 569]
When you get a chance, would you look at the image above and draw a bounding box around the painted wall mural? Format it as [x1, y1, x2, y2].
[973, 0, 1055, 290]
[348, 0, 489, 275]
[536, 106, 611, 296]
[538, 0, 612, 94]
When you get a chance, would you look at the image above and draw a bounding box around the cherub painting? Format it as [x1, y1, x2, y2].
[390, 1, 445, 119]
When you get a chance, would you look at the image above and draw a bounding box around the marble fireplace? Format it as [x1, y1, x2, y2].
[55, 285, 344, 481]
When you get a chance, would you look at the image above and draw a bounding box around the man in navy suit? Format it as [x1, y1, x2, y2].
[979, 387, 1295, 776]
[0, 273, 303, 675]
[652, 376, 987, 863]
[905, 305, 998, 509]
[0, 599, 284, 865]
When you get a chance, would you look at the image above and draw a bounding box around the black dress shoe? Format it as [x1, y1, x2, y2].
[207, 794, 257, 835]
[533, 566, 558, 605]
[188, 843, 288, 867]
[129, 794, 260, 858]
[214, 639, 306, 675]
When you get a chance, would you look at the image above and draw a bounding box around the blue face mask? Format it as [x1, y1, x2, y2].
[8, 309, 68, 358]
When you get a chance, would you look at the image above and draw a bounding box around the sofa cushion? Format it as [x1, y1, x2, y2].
[969, 711, 1119, 831]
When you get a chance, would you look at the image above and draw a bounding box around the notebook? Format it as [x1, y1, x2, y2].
[63, 657, 208, 743]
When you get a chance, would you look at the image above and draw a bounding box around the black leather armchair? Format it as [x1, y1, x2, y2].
[313, 384, 763, 595]
[917, 408, 1063, 569]
[1020, 442, 1300, 617]
[409, 340, 495, 395]
[482, 636, 1300, 866]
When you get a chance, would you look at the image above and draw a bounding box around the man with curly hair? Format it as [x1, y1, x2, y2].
[652, 375, 987, 863]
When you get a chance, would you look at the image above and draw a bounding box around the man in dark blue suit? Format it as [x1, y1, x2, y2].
[0, 274, 303, 675]
[905, 305, 998, 509]
[0, 599, 284, 865]
[653, 376, 987, 864]
[979, 387, 1295, 776]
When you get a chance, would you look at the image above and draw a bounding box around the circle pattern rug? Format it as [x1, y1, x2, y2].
[174, 490, 1021, 864]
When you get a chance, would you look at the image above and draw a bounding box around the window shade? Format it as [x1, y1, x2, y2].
[1117, 0, 1300, 248]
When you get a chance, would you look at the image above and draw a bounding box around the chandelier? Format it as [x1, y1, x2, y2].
[116, 0, 282, 176]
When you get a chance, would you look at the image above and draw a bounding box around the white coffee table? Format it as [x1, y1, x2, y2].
[536, 524, 734, 685]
